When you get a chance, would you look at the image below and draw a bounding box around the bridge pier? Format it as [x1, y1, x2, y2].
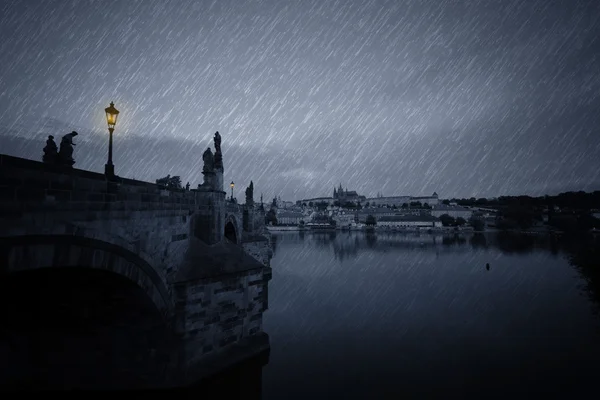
[168, 259, 271, 386]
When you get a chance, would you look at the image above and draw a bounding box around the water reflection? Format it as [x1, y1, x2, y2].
[185, 349, 268, 398]
[263, 231, 600, 398]
[271, 231, 600, 309]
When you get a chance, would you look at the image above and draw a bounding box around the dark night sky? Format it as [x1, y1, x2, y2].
[1, 0, 599, 201]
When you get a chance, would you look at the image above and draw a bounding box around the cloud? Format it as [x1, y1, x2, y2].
[2, 115, 599, 201]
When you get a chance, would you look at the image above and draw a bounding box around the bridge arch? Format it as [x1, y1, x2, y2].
[224, 213, 241, 244]
[0, 234, 174, 318]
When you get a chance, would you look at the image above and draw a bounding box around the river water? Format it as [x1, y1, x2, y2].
[262, 231, 600, 398]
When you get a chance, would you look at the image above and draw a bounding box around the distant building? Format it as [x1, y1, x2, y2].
[410, 192, 439, 206]
[377, 215, 442, 228]
[334, 213, 355, 227]
[366, 196, 411, 207]
[430, 204, 473, 219]
[279, 200, 295, 209]
[310, 214, 332, 225]
[298, 197, 335, 206]
[278, 211, 304, 225]
[366, 192, 439, 207]
[355, 207, 402, 223]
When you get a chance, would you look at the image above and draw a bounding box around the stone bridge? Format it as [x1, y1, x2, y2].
[0, 135, 272, 389]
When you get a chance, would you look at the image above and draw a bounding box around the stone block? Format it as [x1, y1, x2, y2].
[87, 192, 104, 202]
[46, 189, 72, 202]
[50, 180, 74, 190]
[0, 176, 22, 186]
[23, 177, 51, 188]
[16, 187, 46, 201]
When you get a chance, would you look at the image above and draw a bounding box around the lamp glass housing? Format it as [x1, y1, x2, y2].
[105, 102, 120, 130]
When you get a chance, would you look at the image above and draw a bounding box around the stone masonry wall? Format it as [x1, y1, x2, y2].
[173, 267, 269, 368]
[191, 190, 226, 245]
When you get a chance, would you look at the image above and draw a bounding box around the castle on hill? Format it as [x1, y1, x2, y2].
[297, 183, 439, 207]
[333, 183, 366, 204]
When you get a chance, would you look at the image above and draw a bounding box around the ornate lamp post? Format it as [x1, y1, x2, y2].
[104, 101, 120, 177]
[230, 181, 235, 201]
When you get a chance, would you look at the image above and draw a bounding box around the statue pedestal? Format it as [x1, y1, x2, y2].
[105, 163, 114, 177]
[202, 171, 216, 190]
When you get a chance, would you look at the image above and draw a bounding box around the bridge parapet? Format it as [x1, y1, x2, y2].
[0, 154, 200, 216]
[225, 201, 241, 214]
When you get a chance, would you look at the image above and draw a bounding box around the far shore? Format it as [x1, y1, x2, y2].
[265, 226, 589, 236]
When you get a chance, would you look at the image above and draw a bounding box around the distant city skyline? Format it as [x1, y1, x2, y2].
[1, 0, 599, 200]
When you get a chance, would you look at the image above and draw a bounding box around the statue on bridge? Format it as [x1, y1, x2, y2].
[245, 181, 254, 206]
[202, 147, 214, 173]
[201, 147, 217, 189]
[58, 131, 78, 167]
[213, 131, 223, 170]
[42, 135, 58, 164]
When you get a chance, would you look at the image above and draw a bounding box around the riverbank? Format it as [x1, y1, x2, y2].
[267, 226, 484, 233]
[266, 226, 585, 235]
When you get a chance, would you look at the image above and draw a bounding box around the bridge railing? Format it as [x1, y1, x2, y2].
[0, 154, 199, 215]
[225, 201, 242, 214]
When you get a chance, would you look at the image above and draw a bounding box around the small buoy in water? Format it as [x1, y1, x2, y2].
[486, 263, 490, 271]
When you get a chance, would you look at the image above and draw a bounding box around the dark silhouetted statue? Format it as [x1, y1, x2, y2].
[213, 131, 223, 169]
[59, 131, 78, 167]
[245, 180, 254, 205]
[202, 147, 215, 173]
[186, 182, 190, 191]
[42, 135, 58, 164]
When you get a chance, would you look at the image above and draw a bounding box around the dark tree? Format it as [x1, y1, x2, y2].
[265, 209, 278, 225]
[316, 201, 328, 211]
[455, 217, 467, 226]
[439, 214, 456, 227]
[365, 215, 376, 226]
[469, 218, 485, 232]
